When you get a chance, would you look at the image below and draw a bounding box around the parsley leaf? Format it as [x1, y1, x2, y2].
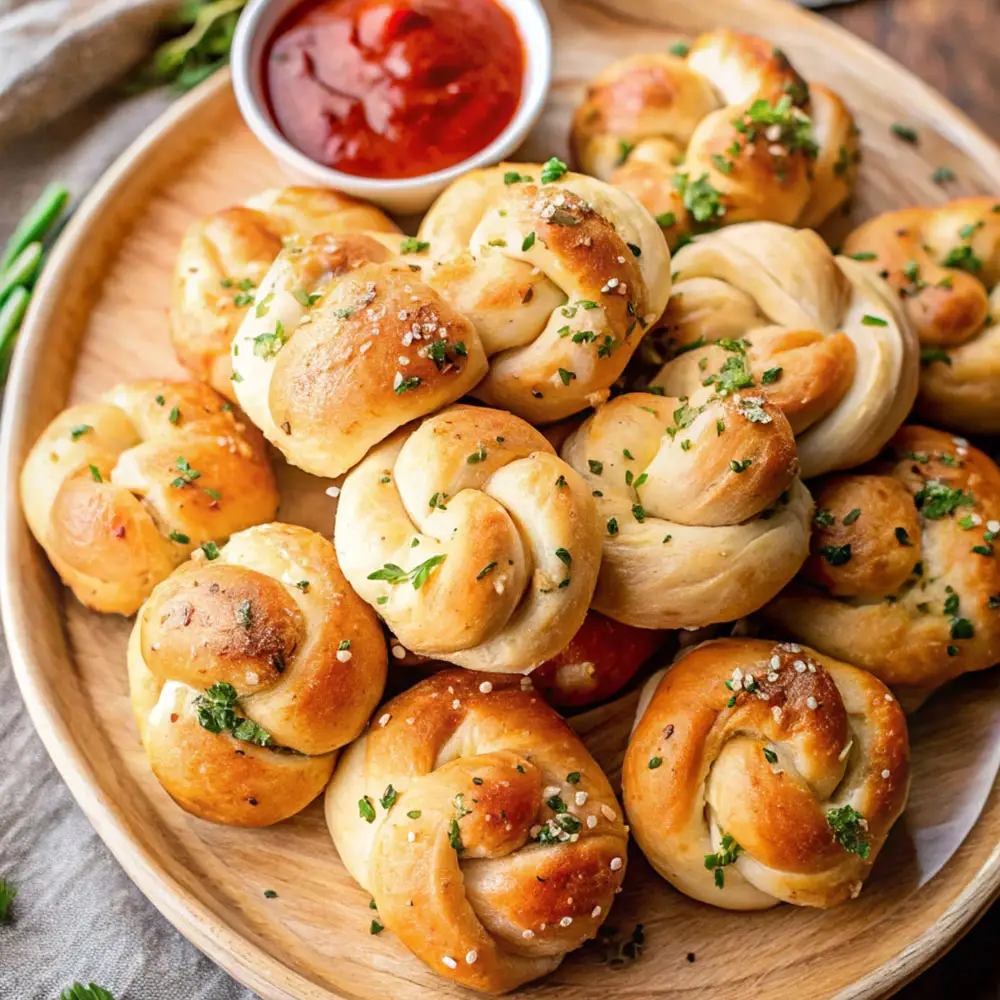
[540, 157, 569, 183]
[827, 805, 870, 858]
[704, 832, 742, 889]
[914, 480, 975, 519]
[399, 237, 430, 255]
[367, 555, 447, 590]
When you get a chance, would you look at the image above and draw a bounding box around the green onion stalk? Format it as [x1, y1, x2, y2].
[0, 184, 70, 384]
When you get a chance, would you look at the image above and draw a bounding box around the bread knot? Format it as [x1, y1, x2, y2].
[19, 379, 279, 614]
[326, 669, 628, 993]
[128, 522, 387, 825]
[648, 222, 919, 478]
[844, 196, 1000, 433]
[335, 404, 603, 672]
[571, 29, 858, 243]
[623, 638, 909, 908]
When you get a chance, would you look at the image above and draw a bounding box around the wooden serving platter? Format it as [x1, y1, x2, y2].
[4, 1, 1000, 998]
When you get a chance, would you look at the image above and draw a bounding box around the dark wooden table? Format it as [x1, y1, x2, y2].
[818, 6, 1000, 997]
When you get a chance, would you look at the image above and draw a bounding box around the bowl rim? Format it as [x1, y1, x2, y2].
[230, 0, 554, 196]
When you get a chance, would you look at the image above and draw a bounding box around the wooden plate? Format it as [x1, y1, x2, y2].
[4, 1, 1000, 998]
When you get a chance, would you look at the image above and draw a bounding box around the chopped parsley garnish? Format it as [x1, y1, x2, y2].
[295, 580, 310, 592]
[648, 756, 663, 769]
[673, 172, 726, 224]
[567, 771, 581, 784]
[504, 171, 533, 185]
[849, 251, 877, 261]
[292, 288, 322, 307]
[252, 320, 287, 360]
[201, 541, 220, 560]
[815, 507, 836, 528]
[195, 681, 272, 747]
[367, 554, 447, 590]
[466, 443, 487, 464]
[359, 796, 376, 823]
[394, 375, 421, 394]
[370, 919, 383, 935]
[380, 784, 397, 810]
[932, 166, 956, 184]
[426, 339, 466, 370]
[890, 123, 918, 144]
[820, 544, 852, 566]
[477, 562, 497, 580]
[711, 153, 733, 175]
[704, 832, 742, 888]
[588, 459, 603, 475]
[921, 348, 952, 366]
[951, 618, 974, 640]
[167, 530, 189, 544]
[763, 747, 778, 765]
[655, 211, 676, 228]
[617, 140, 634, 166]
[171, 455, 201, 488]
[704, 353, 754, 395]
[895, 527, 913, 546]
[730, 458, 752, 473]
[88, 465, 103, 483]
[861, 314, 888, 327]
[607, 517, 619, 536]
[734, 96, 817, 157]
[558, 367, 576, 385]
[407, 809, 422, 819]
[761, 367, 782, 384]
[541, 156, 569, 183]
[522, 232, 536, 252]
[669, 40, 690, 56]
[943, 243, 982, 273]
[168, 406, 180, 424]
[70, 424, 92, 441]
[826, 805, 870, 858]
[914, 480, 975, 519]
[399, 237, 430, 255]
[843, 508, 861, 526]
[555, 548, 572, 567]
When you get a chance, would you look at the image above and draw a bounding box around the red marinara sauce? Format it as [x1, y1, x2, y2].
[264, 0, 525, 179]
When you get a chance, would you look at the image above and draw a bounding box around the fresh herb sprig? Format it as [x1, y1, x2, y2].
[131, 0, 247, 93]
[195, 681, 272, 746]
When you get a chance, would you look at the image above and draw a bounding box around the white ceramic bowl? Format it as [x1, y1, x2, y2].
[231, 0, 552, 215]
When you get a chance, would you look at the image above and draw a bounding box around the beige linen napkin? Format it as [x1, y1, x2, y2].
[0, 0, 174, 142]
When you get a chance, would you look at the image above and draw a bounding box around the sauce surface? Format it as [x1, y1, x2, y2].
[264, 0, 525, 179]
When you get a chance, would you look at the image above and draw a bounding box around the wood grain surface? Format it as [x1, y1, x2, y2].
[820, 5, 1000, 998]
[3, 1, 1000, 999]
[826, 0, 1000, 139]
